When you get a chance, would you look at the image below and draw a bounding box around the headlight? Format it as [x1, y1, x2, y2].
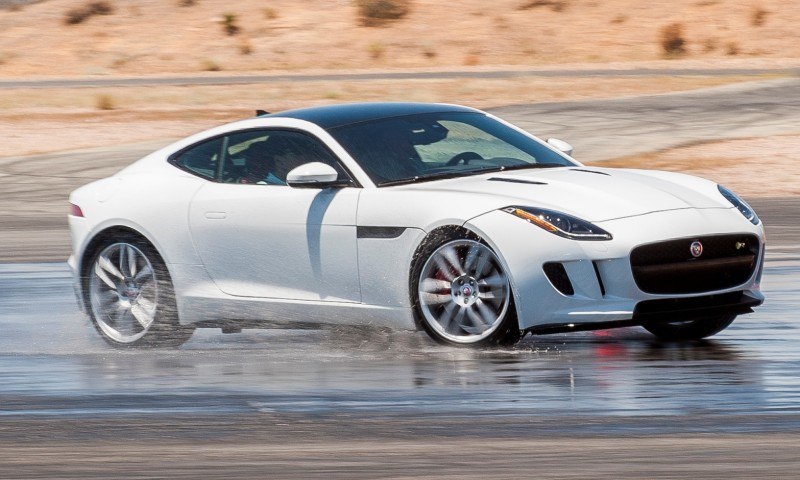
[718, 185, 759, 225]
[503, 206, 612, 241]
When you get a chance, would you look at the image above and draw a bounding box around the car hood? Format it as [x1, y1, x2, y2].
[397, 166, 729, 222]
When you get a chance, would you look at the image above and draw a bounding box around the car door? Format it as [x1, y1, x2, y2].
[185, 128, 361, 303]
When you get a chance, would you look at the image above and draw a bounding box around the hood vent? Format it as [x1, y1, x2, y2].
[570, 169, 610, 176]
[488, 177, 547, 185]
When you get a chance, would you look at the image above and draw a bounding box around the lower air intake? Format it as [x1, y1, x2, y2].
[543, 262, 574, 296]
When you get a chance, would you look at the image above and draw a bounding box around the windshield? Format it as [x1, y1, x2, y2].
[328, 112, 575, 186]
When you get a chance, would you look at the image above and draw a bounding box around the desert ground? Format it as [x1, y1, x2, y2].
[1, 0, 800, 76]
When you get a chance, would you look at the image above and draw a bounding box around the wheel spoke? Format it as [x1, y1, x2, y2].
[441, 245, 465, 276]
[465, 306, 490, 333]
[134, 264, 153, 284]
[136, 296, 156, 314]
[479, 273, 507, 290]
[421, 292, 451, 306]
[463, 245, 479, 273]
[472, 248, 491, 277]
[475, 298, 497, 325]
[478, 289, 502, 301]
[126, 245, 137, 277]
[437, 302, 458, 332]
[98, 255, 124, 281]
[420, 278, 451, 293]
[112, 307, 130, 328]
[94, 262, 118, 289]
[130, 304, 154, 329]
[449, 305, 467, 334]
[118, 245, 127, 276]
[433, 256, 456, 282]
[96, 289, 119, 308]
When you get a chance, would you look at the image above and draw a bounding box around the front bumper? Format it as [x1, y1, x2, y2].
[465, 207, 766, 331]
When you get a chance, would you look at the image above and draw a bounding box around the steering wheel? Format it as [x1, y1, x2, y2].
[446, 151, 484, 166]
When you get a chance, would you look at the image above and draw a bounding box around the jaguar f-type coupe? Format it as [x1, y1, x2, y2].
[68, 102, 765, 347]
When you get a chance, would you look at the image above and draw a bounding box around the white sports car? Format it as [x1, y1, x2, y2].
[68, 102, 765, 347]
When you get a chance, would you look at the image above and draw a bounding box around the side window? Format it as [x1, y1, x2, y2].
[220, 130, 269, 183]
[170, 137, 224, 180]
[224, 130, 349, 185]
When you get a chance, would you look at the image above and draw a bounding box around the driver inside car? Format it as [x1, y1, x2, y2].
[239, 137, 298, 185]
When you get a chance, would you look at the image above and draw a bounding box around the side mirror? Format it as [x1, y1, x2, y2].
[547, 138, 574, 157]
[286, 162, 349, 188]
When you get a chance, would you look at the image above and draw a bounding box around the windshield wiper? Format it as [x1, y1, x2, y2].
[378, 171, 471, 187]
[377, 162, 566, 187]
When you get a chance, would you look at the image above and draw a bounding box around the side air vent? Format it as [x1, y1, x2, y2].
[543, 262, 574, 296]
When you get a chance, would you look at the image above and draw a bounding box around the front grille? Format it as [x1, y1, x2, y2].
[630, 234, 760, 294]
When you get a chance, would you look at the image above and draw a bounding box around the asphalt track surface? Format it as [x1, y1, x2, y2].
[1, 254, 799, 478]
[1, 79, 800, 477]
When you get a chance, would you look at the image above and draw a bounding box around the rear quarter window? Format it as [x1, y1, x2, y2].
[169, 137, 224, 180]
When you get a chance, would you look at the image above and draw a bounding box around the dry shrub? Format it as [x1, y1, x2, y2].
[355, 0, 411, 27]
[178, 0, 196, 6]
[463, 53, 479, 66]
[726, 41, 740, 55]
[517, 0, 567, 12]
[660, 22, 687, 57]
[751, 6, 768, 27]
[221, 13, 240, 35]
[239, 39, 253, 55]
[263, 7, 278, 19]
[368, 42, 385, 59]
[202, 59, 221, 71]
[611, 14, 627, 24]
[96, 94, 114, 110]
[703, 37, 718, 52]
[65, 1, 114, 25]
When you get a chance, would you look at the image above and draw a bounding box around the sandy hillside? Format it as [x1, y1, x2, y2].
[0, 0, 799, 77]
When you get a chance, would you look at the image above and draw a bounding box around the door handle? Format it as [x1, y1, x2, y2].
[205, 212, 227, 220]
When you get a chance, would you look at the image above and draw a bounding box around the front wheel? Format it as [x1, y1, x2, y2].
[642, 315, 736, 341]
[86, 235, 194, 348]
[413, 237, 519, 346]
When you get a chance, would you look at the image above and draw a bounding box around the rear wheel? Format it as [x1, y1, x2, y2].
[86, 235, 194, 348]
[412, 236, 519, 346]
[643, 315, 736, 341]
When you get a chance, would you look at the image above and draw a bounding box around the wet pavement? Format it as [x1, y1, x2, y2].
[1, 254, 798, 432]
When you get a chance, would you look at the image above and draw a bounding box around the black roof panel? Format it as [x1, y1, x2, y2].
[263, 102, 480, 129]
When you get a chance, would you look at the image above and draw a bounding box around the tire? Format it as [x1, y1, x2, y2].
[84, 234, 194, 348]
[642, 314, 736, 341]
[411, 232, 520, 347]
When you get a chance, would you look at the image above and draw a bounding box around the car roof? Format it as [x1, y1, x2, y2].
[261, 102, 481, 129]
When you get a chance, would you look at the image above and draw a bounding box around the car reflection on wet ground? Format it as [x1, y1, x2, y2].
[0, 255, 798, 430]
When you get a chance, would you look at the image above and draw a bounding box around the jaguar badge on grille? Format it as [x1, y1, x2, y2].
[690, 241, 703, 258]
